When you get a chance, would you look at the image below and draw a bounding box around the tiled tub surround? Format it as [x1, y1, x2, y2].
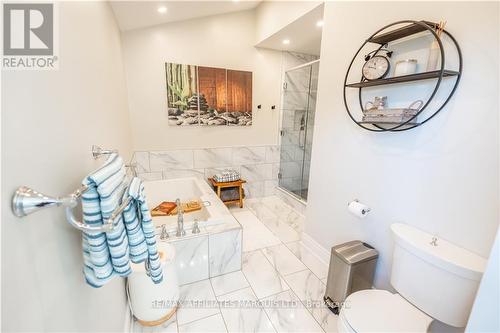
[145, 177, 243, 285]
[160, 226, 242, 286]
[132, 145, 281, 198]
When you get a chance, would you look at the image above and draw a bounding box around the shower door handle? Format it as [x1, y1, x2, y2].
[298, 113, 306, 149]
[299, 126, 305, 149]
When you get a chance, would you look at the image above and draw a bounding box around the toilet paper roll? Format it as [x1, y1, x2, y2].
[348, 200, 371, 218]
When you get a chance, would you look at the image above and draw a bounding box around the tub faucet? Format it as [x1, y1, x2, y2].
[175, 198, 186, 237]
[192, 219, 201, 234]
[160, 225, 169, 240]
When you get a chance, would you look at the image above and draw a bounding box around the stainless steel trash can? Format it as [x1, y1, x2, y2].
[323, 241, 378, 314]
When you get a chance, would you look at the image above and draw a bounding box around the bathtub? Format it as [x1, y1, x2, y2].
[144, 177, 228, 233]
[143, 177, 243, 285]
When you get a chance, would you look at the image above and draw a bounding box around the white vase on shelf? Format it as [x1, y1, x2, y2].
[426, 40, 441, 71]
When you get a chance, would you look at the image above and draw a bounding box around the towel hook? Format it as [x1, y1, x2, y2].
[92, 145, 137, 176]
[92, 145, 118, 160]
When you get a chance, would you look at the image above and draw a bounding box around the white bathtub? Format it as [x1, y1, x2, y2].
[144, 177, 229, 232]
[143, 177, 243, 285]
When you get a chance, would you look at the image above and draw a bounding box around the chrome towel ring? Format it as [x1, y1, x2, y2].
[11, 145, 134, 234]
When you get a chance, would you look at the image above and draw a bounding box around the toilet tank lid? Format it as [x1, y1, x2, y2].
[391, 223, 487, 281]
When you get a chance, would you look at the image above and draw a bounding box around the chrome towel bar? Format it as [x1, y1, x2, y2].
[65, 192, 132, 234]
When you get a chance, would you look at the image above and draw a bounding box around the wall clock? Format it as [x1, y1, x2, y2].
[362, 55, 390, 80]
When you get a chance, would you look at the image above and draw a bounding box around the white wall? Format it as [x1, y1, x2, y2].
[121, 10, 282, 151]
[306, 0, 499, 295]
[1, 2, 132, 331]
[466, 229, 500, 332]
[255, 1, 322, 44]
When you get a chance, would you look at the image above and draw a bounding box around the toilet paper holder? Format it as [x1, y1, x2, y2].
[348, 199, 371, 216]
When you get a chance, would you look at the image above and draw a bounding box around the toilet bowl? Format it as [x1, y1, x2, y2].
[336, 223, 487, 332]
[338, 289, 432, 333]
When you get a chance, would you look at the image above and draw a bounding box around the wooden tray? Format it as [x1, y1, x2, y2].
[151, 201, 202, 217]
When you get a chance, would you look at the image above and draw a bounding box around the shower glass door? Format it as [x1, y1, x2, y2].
[279, 61, 319, 201]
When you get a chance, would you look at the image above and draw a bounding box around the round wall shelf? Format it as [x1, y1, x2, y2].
[343, 20, 462, 132]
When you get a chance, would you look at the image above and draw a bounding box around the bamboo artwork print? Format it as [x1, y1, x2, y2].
[166, 62, 252, 126]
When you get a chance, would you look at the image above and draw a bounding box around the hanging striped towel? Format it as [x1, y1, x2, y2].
[122, 177, 163, 283]
[81, 153, 131, 288]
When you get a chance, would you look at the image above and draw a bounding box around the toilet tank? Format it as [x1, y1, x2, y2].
[390, 223, 487, 328]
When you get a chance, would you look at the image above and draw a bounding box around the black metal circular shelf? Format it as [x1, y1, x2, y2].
[343, 20, 463, 132]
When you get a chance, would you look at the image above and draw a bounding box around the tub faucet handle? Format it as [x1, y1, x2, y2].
[160, 225, 169, 240]
[192, 219, 201, 234]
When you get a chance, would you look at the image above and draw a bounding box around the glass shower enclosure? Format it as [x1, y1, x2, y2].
[278, 60, 319, 201]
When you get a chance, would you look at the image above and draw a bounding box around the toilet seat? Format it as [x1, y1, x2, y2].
[338, 289, 433, 333]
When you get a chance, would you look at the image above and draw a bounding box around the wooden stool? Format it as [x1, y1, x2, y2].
[208, 178, 246, 208]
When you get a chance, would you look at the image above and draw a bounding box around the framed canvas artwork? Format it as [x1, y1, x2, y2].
[166, 63, 252, 126]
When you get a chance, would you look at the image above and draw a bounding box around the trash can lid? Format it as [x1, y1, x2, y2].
[332, 240, 378, 265]
[130, 242, 175, 272]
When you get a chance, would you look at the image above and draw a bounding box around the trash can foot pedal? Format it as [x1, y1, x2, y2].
[323, 296, 339, 315]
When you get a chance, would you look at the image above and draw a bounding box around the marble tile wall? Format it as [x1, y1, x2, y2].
[276, 187, 307, 215]
[278, 52, 319, 195]
[208, 228, 242, 277]
[132, 145, 280, 198]
[170, 235, 209, 285]
[282, 51, 319, 71]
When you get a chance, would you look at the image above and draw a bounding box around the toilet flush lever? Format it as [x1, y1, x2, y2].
[430, 237, 438, 246]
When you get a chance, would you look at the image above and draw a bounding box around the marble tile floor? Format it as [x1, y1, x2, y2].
[131, 196, 335, 333]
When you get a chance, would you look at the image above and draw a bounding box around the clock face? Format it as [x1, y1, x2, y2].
[362, 56, 390, 80]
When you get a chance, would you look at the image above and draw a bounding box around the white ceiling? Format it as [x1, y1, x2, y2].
[110, 1, 261, 31]
[255, 3, 324, 56]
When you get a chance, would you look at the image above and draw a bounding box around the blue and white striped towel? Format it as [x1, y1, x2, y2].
[82, 153, 131, 287]
[122, 177, 163, 284]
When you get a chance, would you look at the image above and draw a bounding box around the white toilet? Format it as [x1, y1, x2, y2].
[337, 223, 487, 333]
